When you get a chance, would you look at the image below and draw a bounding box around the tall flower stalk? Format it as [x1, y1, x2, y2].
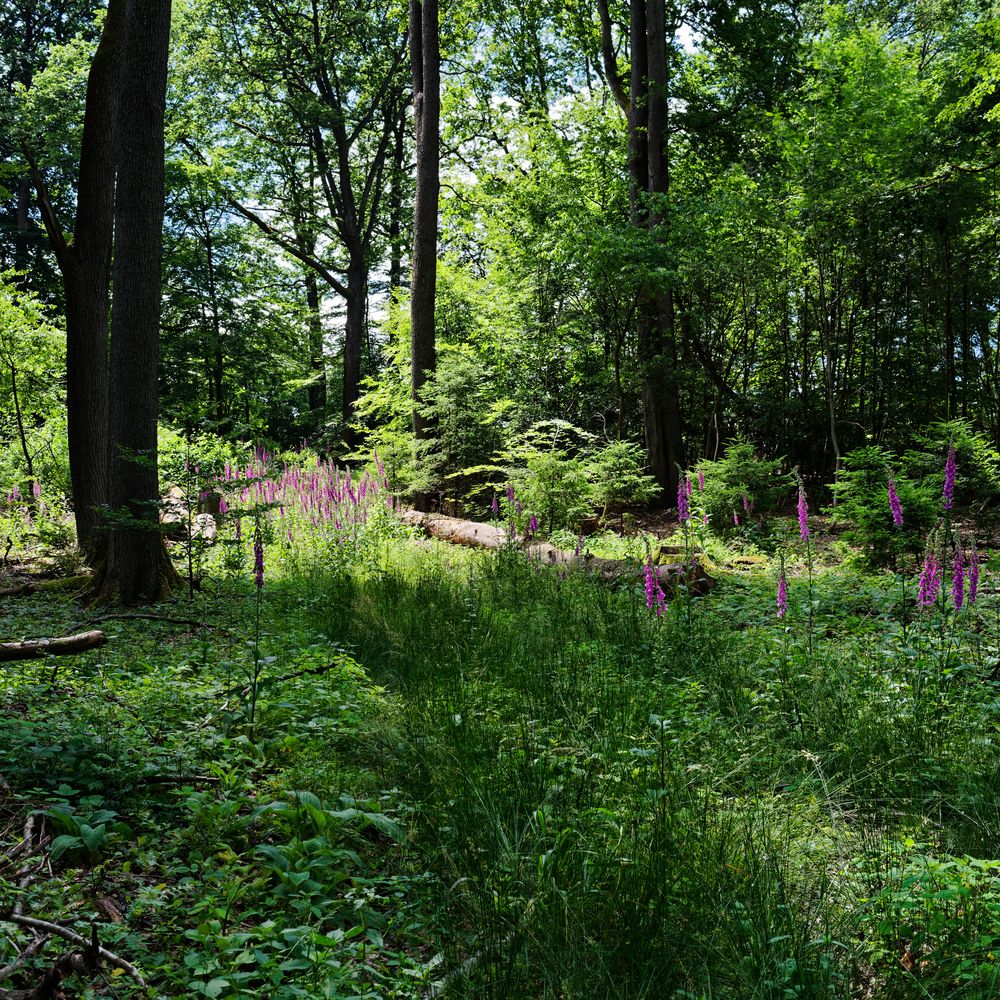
[249, 519, 265, 741]
[797, 480, 814, 654]
[943, 442, 957, 511]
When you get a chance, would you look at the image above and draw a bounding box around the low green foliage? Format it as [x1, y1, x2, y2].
[696, 440, 792, 532]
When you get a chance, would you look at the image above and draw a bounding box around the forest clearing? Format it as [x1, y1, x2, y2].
[4, 0, 1000, 996]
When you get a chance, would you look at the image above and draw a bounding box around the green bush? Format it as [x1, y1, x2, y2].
[585, 439, 660, 517]
[829, 446, 937, 567]
[907, 419, 1000, 514]
[695, 440, 792, 531]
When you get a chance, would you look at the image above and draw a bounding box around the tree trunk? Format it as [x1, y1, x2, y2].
[409, 0, 439, 446]
[0, 631, 106, 662]
[305, 270, 327, 420]
[388, 114, 406, 294]
[97, 0, 177, 605]
[629, 0, 682, 497]
[342, 255, 367, 448]
[8, 361, 34, 480]
[30, 0, 128, 558]
[401, 510, 715, 594]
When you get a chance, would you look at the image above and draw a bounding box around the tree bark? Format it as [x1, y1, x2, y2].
[409, 0, 439, 446]
[342, 256, 367, 448]
[97, 0, 177, 605]
[26, 0, 127, 557]
[400, 510, 715, 594]
[305, 270, 327, 420]
[629, 0, 683, 497]
[0, 630, 106, 662]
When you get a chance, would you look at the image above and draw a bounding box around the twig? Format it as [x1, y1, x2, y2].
[0, 914, 146, 988]
[138, 775, 220, 787]
[0, 932, 50, 981]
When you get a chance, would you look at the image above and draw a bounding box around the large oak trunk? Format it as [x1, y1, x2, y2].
[97, 0, 177, 605]
[409, 0, 440, 445]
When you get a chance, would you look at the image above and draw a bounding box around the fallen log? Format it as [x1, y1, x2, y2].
[400, 511, 715, 595]
[0, 631, 106, 662]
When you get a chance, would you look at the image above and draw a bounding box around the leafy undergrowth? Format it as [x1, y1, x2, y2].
[0, 579, 442, 998]
[3, 529, 1000, 998]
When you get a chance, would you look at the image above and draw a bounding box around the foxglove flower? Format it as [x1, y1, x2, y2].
[952, 545, 965, 610]
[253, 528, 264, 589]
[677, 481, 690, 523]
[797, 486, 810, 542]
[685, 476, 693, 498]
[777, 569, 788, 618]
[888, 476, 903, 527]
[644, 558, 666, 616]
[528, 514, 539, 537]
[506, 483, 515, 503]
[944, 443, 957, 511]
[968, 545, 981, 604]
[698, 467, 705, 491]
[491, 495, 499, 515]
[32, 481, 41, 499]
[733, 511, 739, 526]
[917, 550, 941, 608]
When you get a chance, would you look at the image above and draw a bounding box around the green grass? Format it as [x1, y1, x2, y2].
[3, 528, 1000, 997]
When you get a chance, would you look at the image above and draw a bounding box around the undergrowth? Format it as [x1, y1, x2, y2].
[2, 522, 1000, 997]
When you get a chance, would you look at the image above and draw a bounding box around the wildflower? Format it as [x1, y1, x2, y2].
[968, 544, 981, 605]
[516, 500, 523, 515]
[952, 545, 965, 611]
[253, 527, 264, 589]
[644, 558, 666, 616]
[698, 467, 705, 491]
[733, 511, 739, 526]
[491, 495, 499, 515]
[219, 498, 228, 515]
[528, 514, 539, 537]
[742, 493, 749, 513]
[917, 550, 941, 608]
[677, 480, 690, 524]
[702, 513, 709, 526]
[797, 485, 810, 542]
[685, 476, 693, 498]
[235, 518, 242, 541]
[506, 483, 515, 504]
[944, 443, 957, 511]
[32, 481, 41, 499]
[888, 476, 903, 527]
[777, 568, 788, 618]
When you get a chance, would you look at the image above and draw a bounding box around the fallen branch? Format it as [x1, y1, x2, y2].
[138, 774, 220, 787]
[0, 931, 51, 983]
[400, 511, 716, 594]
[0, 914, 145, 988]
[0, 632, 106, 662]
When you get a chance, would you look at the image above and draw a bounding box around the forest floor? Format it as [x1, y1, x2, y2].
[2, 517, 1000, 998]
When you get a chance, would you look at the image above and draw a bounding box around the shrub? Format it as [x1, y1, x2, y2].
[695, 440, 792, 531]
[908, 419, 1000, 514]
[829, 445, 937, 567]
[585, 439, 660, 518]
